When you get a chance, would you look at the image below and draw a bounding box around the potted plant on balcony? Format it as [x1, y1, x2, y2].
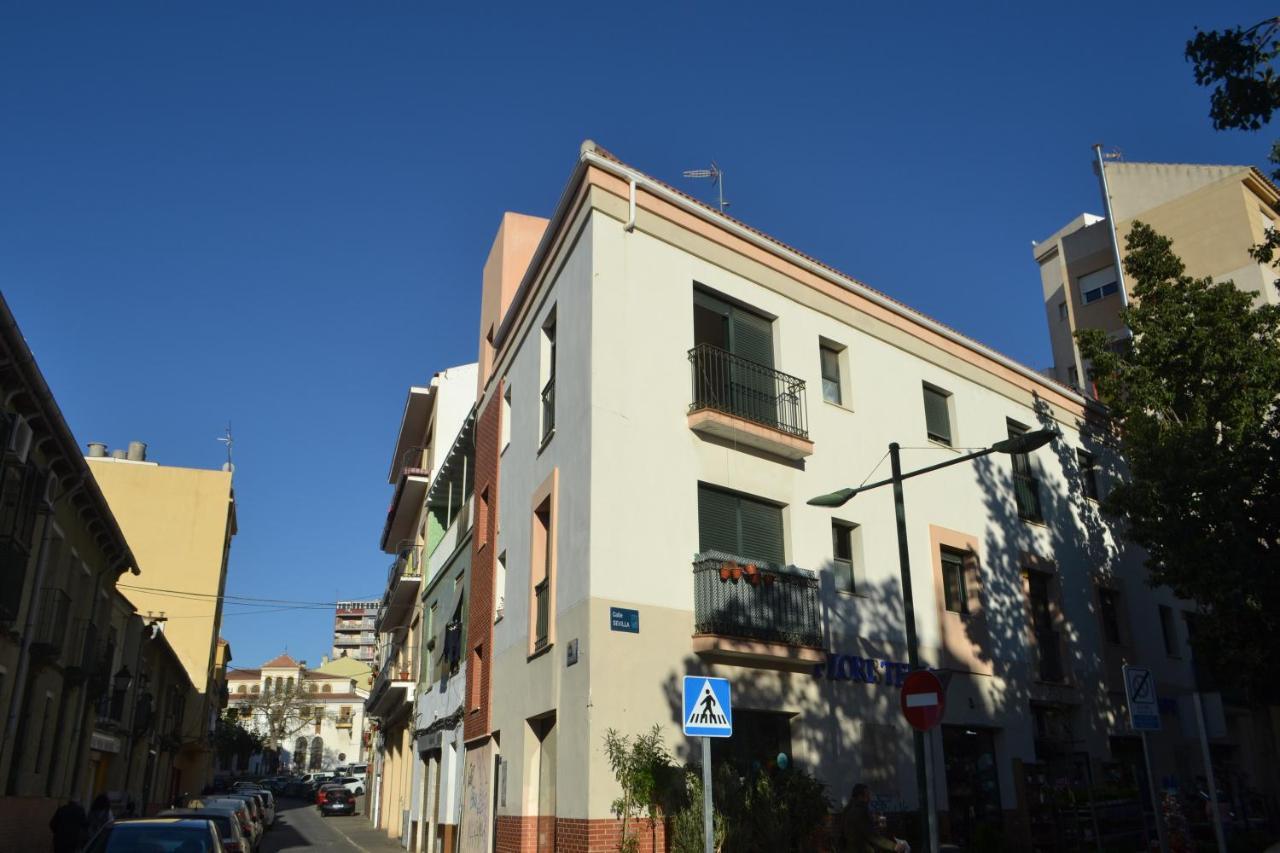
[743, 564, 760, 585]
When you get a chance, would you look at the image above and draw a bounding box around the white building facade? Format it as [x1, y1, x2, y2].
[444, 143, 1276, 853]
[227, 653, 371, 775]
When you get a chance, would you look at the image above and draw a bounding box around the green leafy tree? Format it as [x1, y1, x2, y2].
[669, 769, 726, 853]
[1077, 222, 1280, 697]
[214, 714, 264, 770]
[603, 726, 677, 853]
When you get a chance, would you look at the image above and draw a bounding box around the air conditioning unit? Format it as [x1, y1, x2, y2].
[8, 415, 32, 464]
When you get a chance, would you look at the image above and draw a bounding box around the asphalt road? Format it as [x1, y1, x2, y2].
[261, 796, 398, 852]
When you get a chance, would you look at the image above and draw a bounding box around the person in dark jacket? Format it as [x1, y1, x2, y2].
[840, 784, 908, 853]
[49, 799, 87, 853]
[86, 793, 114, 840]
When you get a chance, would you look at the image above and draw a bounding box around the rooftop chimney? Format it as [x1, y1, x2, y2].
[87, 442, 107, 458]
[127, 441, 147, 462]
[110, 449, 127, 460]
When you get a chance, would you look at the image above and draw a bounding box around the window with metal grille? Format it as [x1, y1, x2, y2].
[1008, 420, 1044, 522]
[941, 548, 968, 614]
[923, 384, 952, 445]
[531, 498, 553, 651]
[540, 312, 556, 447]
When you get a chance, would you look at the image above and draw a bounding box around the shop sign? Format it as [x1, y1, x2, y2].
[90, 731, 121, 754]
[813, 653, 910, 687]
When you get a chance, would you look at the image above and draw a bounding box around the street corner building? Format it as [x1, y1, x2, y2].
[0, 294, 231, 849]
[360, 143, 1280, 852]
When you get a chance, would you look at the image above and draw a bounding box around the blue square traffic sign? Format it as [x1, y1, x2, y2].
[682, 676, 732, 737]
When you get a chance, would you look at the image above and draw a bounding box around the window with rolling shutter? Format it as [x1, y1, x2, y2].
[697, 484, 785, 565]
[922, 384, 952, 445]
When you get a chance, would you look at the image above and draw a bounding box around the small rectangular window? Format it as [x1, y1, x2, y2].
[501, 385, 512, 454]
[495, 551, 507, 623]
[1099, 589, 1121, 644]
[1077, 450, 1099, 501]
[1058, 301, 1068, 321]
[1079, 266, 1119, 305]
[1159, 605, 1178, 656]
[831, 521, 858, 594]
[696, 484, 785, 566]
[531, 498, 554, 652]
[941, 548, 968, 614]
[922, 384, 952, 446]
[1008, 420, 1044, 522]
[540, 312, 557, 447]
[819, 344, 842, 405]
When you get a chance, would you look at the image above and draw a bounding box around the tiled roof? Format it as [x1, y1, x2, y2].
[261, 653, 301, 669]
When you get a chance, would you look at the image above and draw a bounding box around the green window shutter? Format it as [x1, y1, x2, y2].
[737, 495, 785, 565]
[697, 485, 739, 555]
[729, 308, 773, 368]
[923, 385, 951, 444]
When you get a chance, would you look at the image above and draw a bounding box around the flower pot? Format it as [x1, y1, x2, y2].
[730, 565, 742, 582]
[720, 564, 732, 582]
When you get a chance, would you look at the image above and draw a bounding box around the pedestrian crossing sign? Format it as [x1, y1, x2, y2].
[682, 676, 733, 737]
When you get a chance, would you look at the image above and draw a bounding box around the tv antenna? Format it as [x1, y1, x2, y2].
[682, 162, 728, 212]
[217, 422, 234, 472]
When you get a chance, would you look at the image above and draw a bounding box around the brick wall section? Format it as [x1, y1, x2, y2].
[464, 382, 502, 743]
[495, 816, 670, 853]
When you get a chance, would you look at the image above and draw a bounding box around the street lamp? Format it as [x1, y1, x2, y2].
[808, 428, 1057, 853]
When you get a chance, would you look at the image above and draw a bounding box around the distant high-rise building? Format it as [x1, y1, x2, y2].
[332, 600, 378, 663]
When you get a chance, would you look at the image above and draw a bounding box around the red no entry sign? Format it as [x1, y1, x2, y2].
[900, 669, 945, 731]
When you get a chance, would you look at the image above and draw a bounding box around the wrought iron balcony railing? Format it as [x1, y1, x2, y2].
[688, 344, 808, 438]
[692, 551, 821, 648]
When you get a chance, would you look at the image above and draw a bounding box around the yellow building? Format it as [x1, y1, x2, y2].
[87, 448, 237, 795]
[1035, 155, 1280, 393]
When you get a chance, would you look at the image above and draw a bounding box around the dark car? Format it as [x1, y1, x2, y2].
[158, 809, 250, 853]
[319, 786, 356, 817]
[85, 817, 224, 852]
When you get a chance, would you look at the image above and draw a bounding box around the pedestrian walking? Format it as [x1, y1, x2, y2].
[839, 783, 909, 853]
[48, 798, 86, 853]
[86, 793, 114, 840]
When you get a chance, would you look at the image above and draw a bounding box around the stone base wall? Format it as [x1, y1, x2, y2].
[495, 815, 668, 853]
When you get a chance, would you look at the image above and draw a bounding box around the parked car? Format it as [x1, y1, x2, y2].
[159, 808, 251, 853]
[319, 786, 357, 817]
[232, 786, 275, 826]
[192, 798, 261, 851]
[84, 817, 225, 852]
[315, 782, 346, 805]
[204, 794, 265, 844]
[347, 763, 368, 783]
[283, 779, 311, 799]
[329, 775, 365, 796]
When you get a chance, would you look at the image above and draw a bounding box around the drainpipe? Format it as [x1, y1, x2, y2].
[1093, 143, 1132, 311]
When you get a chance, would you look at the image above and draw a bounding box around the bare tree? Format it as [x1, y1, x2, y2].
[234, 682, 329, 769]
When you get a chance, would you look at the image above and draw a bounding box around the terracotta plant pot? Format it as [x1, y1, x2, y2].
[747, 572, 761, 586]
[730, 565, 742, 582]
[720, 564, 732, 582]
[743, 563, 759, 578]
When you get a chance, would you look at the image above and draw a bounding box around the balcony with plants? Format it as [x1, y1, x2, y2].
[691, 551, 823, 669]
[687, 344, 813, 460]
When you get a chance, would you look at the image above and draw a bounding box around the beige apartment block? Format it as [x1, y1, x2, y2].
[1034, 157, 1280, 392]
[87, 449, 237, 795]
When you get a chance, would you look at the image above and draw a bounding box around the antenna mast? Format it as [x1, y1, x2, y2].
[682, 162, 729, 212]
[217, 422, 234, 472]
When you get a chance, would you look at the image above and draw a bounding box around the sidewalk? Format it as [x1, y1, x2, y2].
[329, 799, 404, 853]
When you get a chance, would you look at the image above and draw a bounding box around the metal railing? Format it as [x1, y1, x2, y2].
[1014, 472, 1044, 522]
[692, 551, 821, 647]
[540, 380, 555, 446]
[1035, 629, 1065, 683]
[688, 344, 808, 438]
[32, 587, 71, 653]
[399, 445, 429, 474]
[533, 579, 550, 651]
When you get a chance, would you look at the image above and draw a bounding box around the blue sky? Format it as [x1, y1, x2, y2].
[1, 2, 1271, 669]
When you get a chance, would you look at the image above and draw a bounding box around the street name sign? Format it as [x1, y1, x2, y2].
[900, 670, 945, 732]
[682, 676, 733, 738]
[1123, 665, 1161, 731]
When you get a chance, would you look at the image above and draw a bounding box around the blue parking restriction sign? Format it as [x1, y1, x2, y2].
[1123, 665, 1161, 731]
[683, 676, 732, 737]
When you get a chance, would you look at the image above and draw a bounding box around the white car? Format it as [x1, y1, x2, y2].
[328, 775, 365, 796]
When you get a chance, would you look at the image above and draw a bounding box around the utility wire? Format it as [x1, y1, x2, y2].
[117, 583, 377, 608]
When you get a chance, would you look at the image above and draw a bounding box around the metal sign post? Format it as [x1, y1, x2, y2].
[1124, 665, 1168, 853]
[683, 676, 733, 853]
